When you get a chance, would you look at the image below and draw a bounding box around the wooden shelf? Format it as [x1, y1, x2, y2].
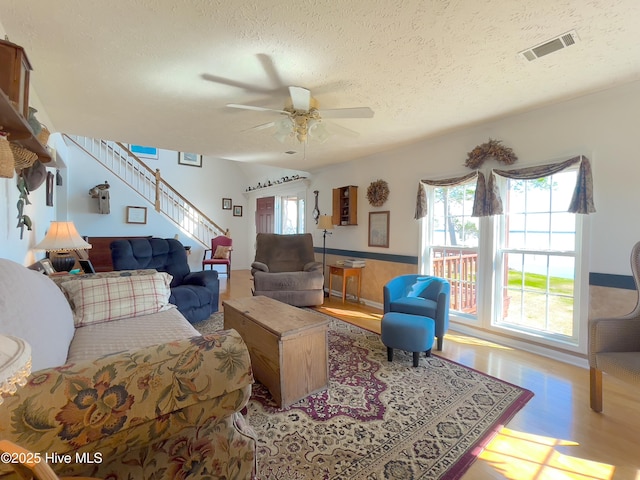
[332, 185, 358, 226]
[0, 89, 51, 162]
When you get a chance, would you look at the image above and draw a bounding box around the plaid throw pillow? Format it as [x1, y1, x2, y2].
[61, 272, 173, 327]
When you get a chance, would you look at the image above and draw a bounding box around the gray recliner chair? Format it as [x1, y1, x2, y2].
[589, 240, 640, 412]
[251, 233, 324, 307]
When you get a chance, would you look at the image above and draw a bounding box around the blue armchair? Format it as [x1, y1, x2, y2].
[383, 274, 450, 350]
[110, 238, 219, 324]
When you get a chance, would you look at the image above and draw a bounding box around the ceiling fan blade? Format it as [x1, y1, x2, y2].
[326, 121, 360, 137]
[242, 121, 276, 132]
[227, 104, 290, 115]
[289, 86, 311, 111]
[201, 74, 275, 94]
[319, 107, 375, 119]
[256, 54, 286, 89]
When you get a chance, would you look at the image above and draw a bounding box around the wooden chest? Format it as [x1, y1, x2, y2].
[223, 296, 329, 408]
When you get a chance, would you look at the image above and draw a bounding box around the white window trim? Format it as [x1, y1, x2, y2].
[419, 172, 591, 358]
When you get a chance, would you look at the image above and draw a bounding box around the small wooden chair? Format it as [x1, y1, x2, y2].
[202, 235, 232, 278]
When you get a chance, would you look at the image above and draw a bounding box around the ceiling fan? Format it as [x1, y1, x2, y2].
[227, 86, 374, 143]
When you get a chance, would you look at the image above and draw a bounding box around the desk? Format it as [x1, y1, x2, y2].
[328, 264, 364, 303]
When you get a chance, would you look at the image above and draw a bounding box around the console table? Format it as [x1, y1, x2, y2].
[328, 264, 363, 303]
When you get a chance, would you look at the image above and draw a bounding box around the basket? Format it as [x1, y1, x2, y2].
[36, 125, 50, 145]
[0, 136, 14, 178]
[10, 143, 38, 171]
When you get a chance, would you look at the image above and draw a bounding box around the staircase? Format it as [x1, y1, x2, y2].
[64, 135, 227, 247]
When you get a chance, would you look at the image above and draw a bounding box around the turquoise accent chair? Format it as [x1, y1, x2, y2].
[383, 274, 450, 350]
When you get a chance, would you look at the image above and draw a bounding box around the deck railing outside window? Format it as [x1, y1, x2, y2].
[432, 248, 477, 314]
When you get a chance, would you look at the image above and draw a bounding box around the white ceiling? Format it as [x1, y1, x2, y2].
[2, 0, 640, 171]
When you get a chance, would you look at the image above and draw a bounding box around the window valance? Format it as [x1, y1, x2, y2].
[415, 155, 595, 219]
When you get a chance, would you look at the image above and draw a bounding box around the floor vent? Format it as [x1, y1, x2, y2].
[519, 30, 579, 61]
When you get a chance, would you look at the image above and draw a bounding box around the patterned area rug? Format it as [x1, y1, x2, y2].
[196, 311, 533, 480]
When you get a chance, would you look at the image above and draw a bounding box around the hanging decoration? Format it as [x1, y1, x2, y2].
[245, 174, 306, 192]
[312, 190, 320, 224]
[16, 173, 32, 239]
[465, 139, 517, 169]
[89, 181, 111, 214]
[366, 179, 390, 207]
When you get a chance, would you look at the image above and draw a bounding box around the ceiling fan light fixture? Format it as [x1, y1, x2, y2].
[273, 118, 294, 143]
[309, 120, 330, 143]
[231, 85, 373, 146]
[273, 130, 290, 143]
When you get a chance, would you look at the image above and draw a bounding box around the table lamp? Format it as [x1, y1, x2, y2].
[318, 215, 334, 297]
[33, 221, 92, 272]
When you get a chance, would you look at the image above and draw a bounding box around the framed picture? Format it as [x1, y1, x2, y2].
[222, 198, 232, 210]
[128, 144, 158, 159]
[38, 258, 55, 275]
[126, 206, 148, 224]
[233, 205, 243, 217]
[179, 152, 202, 167]
[368, 211, 390, 248]
[79, 259, 96, 274]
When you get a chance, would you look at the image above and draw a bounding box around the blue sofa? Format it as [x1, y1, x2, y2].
[110, 237, 219, 323]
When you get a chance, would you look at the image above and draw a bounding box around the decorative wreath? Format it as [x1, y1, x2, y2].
[465, 139, 518, 169]
[366, 179, 390, 207]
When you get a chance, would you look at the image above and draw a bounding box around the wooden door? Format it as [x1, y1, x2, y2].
[256, 196, 275, 234]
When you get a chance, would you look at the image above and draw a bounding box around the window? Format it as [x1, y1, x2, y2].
[495, 171, 579, 342]
[277, 194, 305, 234]
[425, 182, 479, 318]
[422, 167, 587, 351]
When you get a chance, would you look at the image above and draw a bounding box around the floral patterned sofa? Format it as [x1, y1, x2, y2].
[0, 258, 257, 479]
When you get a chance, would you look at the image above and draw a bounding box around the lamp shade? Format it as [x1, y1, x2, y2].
[0, 335, 31, 404]
[318, 215, 334, 230]
[33, 221, 92, 251]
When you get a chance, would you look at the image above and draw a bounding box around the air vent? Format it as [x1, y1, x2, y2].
[519, 30, 579, 61]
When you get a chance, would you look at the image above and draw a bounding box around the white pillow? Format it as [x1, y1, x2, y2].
[60, 272, 173, 326]
[0, 259, 75, 371]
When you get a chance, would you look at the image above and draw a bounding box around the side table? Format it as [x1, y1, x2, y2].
[328, 264, 363, 303]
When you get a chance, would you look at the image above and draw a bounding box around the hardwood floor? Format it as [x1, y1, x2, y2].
[219, 270, 640, 480]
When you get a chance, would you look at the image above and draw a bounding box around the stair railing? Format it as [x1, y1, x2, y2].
[63, 135, 227, 247]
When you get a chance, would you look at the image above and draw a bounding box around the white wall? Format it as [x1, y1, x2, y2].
[0, 19, 57, 265]
[306, 80, 640, 277]
[0, 160, 56, 265]
[63, 143, 253, 271]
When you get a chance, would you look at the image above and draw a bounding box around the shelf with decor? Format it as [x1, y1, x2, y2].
[0, 90, 50, 162]
[332, 185, 358, 226]
[0, 38, 51, 163]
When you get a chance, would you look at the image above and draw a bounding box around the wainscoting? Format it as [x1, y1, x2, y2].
[315, 247, 639, 324]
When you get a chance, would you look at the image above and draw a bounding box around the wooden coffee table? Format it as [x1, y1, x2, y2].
[223, 296, 330, 408]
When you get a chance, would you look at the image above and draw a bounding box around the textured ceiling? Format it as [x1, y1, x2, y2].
[2, 0, 640, 171]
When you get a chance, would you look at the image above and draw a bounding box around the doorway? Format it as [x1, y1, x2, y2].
[256, 196, 275, 234]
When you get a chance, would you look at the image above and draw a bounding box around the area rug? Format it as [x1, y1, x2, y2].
[196, 311, 533, 479]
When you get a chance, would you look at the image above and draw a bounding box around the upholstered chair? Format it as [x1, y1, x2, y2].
[383, 274, 450, 350]
[589, 240, 640, 412]
[251, 233, 324, 307]
[110, 237, 219, 323]
[202, 235, 233, 278]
